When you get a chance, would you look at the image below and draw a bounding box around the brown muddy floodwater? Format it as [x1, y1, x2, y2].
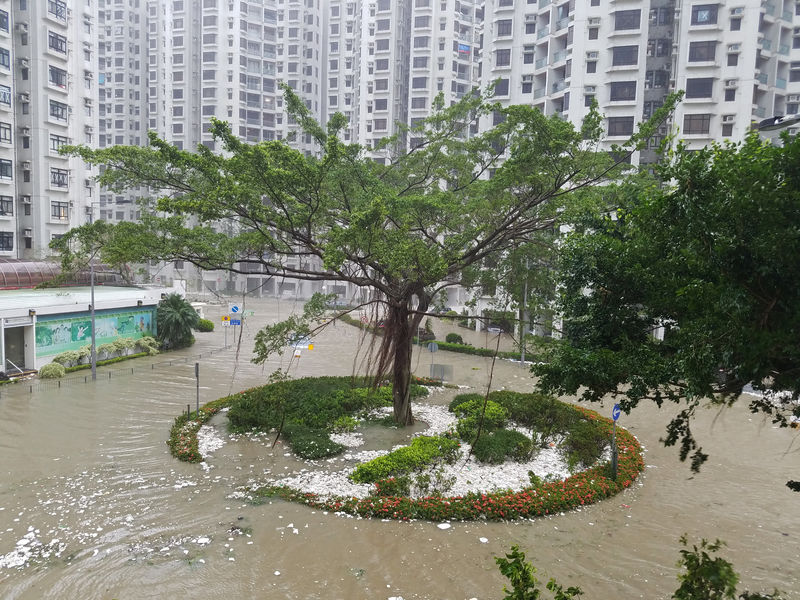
[0, 299, 798, 599]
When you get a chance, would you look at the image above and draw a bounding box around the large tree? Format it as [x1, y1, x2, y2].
[56, 88, 677, 425]
[532, 132, 800, 486]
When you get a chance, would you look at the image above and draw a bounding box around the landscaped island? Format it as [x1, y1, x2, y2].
[168, 376, 644, 521]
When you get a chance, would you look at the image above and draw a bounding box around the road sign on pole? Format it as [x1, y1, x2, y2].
[611, 404, 620, 481]
[231, 319, 242, 326]
[228, 304, 241, 314]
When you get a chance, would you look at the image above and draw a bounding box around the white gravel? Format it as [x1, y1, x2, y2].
[252, 399, 579, 501]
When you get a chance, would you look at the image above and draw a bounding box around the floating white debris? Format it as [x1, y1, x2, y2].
[437, 523, 451, 530]
[479, 537, 488, 543]
[274, 570, 281, 576]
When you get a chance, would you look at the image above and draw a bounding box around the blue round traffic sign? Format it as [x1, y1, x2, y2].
[612, 404, 621, 422]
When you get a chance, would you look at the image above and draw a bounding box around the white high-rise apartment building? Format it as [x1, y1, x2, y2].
[481, 0, 800, 166]
[0, 0, 99, 260]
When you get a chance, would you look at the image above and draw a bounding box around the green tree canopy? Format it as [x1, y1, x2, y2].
[533, 132, 800, 485]
[55, 86, 678, 425]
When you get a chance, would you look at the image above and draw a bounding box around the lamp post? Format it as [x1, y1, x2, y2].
[86, 205, 97, 381]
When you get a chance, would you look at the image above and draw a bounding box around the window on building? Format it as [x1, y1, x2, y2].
[412, 76, 427, 89]
[0, 48, 8, 69]
[727, 53, 738, 66]
[688, 40, 716, 61]
[588, 27, 599, 40]
[0, 159, 11, 179]
[50, 133, 69, 151]
[0, 10, 8, 33]
[685, 77, 713, 98]
[724, 88, 736, 101]
[376, 18, 390, 31]
[50, 168, 69, 188]
[0, 122, 9, 144]
[610, 80, 637, 101]
[49, 99, 68, 120]
[586, 61, 597, 73]
[375, 98, 388, 111]
[730, 17, 741, 30]
[523, 45, 535, 63]
[411, 97, 427, 109]
[494, 78, 510, 95]
[612, 45, 638, 66]
[645, 70, 669, 88]
[49, 65, 68, 88]
[722, 123, 733, 137]
[47, 31, 67, 54]
[375, 79, 389, 90]
[415, 15, 430, 28]
[0, 195, 12, 216]
[414, 36, 429, 48]
[0, 232, 12, 251]
[48, 0, 67, 20]
[614, 10, 641, 30]
[497, 20, 513, 36]
[525, 22, 536, 34]
[607, 116, 634, 136]
[585, 94, 595, 107]
[51, 201, 70, 219]
[683, 113, 711, 134]
[413, 56, 429, 68]
[376, 58, 389, 70]
[495, 49, 511, 66]
[642, 100, 663, 119]
[647, 38, 671, 57]
[691, 4, 718, 25]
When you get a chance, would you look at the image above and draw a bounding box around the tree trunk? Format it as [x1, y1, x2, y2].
[385, 294, 428, 426]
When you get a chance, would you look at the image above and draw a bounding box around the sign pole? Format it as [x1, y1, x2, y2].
[195, 362, 200, 416]
[611, 403, 620, 481]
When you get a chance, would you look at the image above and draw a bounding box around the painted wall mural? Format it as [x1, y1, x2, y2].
[35, 309, 156, 357]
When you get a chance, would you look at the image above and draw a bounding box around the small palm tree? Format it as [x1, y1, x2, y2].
[156, 293, 200, 349]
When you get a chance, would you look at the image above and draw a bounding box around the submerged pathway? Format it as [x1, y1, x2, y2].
[0, 298, 797, 599]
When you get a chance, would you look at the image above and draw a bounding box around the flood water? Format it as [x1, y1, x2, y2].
[0, 299, 798, 599]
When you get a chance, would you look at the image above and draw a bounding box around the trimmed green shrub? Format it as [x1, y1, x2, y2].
[196, 318, 215, 332]
[453, 398, 509, 442]
[136, 336, 160, 356]
[52, 350, 81, 367]
[39, 362, 66, 379]
[283, 424, 345, 460]
[448, 393, 483, 412]
[563, 418, 609, 471]
[332, 415, 358, 433]
[374, 476, 412, 497]
[64, 352, 149, 373]
[445, 333, 464, 344]
[350, 435, 461, 483]
[472, 429, 534, 464]
[489, 390, 577, 444]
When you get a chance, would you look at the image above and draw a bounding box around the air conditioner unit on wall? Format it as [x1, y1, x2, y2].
[731, 7, 744, 15]
[21, 196, 31, 204]
[722, 115, 735, 123]
[585, 85, 596, 93]
[21, 161, 31, 169]
[788, 94, 800, 102]
[725, 79, 738, 88]
[588, 17, 600, 25]
[586, 51, 598, 59]
[16, 22, 28, 32]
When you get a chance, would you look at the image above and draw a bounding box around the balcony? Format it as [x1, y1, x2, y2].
[552, 79, 568, 93]
[540, 0, 551, 7]
[537, 26, 550, 39]
[778, 44, 790, 56]
[535, 57, 548, 69]
[756, 72, 768, 84]
[753, 105, 767, 118]
[782, 9, 793, 21]
[555, 18, 571, 31]
[552, 49, 568, 63]
[776, 77, 787, 89]
[760, 38, 772, 52]
[534, 87, 546, 99]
